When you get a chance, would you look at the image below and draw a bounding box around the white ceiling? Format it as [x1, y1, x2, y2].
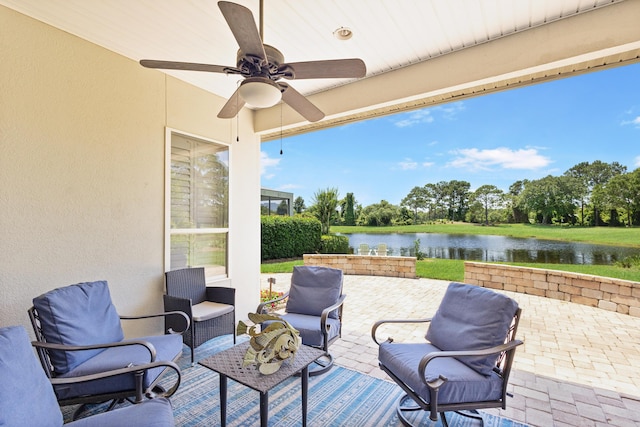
[2, 0, 639, 137]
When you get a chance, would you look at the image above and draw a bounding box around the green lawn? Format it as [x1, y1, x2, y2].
[261, 223, 640, 282]
[331, 223, 640, 248]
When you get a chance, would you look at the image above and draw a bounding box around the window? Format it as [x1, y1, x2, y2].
[166, 130, 229, 279]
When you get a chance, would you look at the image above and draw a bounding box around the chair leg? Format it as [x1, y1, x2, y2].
[454, 410, 484, 426]
[395, 394, 422, 427]
[308, 353, 334, 377]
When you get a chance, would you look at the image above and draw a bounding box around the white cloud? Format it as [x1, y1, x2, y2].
[260, 151, 280, 177]
[393, 110, 434, 128]
[635, 156, 640, 167]
[398, 158, 418, 170]
[448, 147, 551, 171]
[393, 102, 465, 127]
[422, 161, 435, 167]
[621, 115, 640, 128]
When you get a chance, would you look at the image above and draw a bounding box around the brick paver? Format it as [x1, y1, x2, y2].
[261, 273, 640, 426]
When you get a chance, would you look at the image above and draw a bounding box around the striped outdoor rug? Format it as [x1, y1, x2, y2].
[63, 336, 528, 426]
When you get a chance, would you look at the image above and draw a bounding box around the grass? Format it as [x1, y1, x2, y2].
[261, 257, 640, 282]
[261, 223, 640, 282]
[331, 223, 640, 248]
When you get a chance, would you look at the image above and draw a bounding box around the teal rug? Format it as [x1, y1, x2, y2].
[63, 336, 528, 426]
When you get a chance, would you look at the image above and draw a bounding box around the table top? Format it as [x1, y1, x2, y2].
[199, 341, 325, 393]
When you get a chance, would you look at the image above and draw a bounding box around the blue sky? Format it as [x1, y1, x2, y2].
[261, 63, 640, 208]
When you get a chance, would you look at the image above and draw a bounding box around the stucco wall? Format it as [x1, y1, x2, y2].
[303, 254, 416, 278]
[464, 262, 640, 317]
[0, 6, 260, 336]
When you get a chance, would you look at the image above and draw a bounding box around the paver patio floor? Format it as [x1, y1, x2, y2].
[261, 273, 640, 426]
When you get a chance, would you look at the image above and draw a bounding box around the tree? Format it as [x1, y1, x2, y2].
[310, 187, 339, 234]
[358, 200, 399, 226]
[401, 186, 427, 224]
[445, 180, 471, 221]
[507, 180, 529, 223]
[343, 193, 356, 226]
[276, 200, 289, 215]
[293, 196, 306, 214]
[598, 169, 640, 226]
[472, 185, 504, 225]
[564, 161, 626, 225]
[521, 175, 578, 224]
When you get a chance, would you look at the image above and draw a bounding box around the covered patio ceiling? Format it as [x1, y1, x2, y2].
[2, 0, 639, 140]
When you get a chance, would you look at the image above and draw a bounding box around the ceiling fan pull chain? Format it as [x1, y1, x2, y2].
[279, 102, 283, 155]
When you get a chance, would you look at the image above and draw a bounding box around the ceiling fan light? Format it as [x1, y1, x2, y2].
[238, 78, 282, 108]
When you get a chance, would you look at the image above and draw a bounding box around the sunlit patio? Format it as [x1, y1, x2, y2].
[262, 273, 640, 427]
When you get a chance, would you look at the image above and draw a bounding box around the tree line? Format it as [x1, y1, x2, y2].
[297, 161, 640, 233]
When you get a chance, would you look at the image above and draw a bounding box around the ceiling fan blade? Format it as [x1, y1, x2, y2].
[218, 1, 267, 62]
[280, 59, 366, 80]
[140, 60, 230, 73]
[280, 83, 324, 122]
[217, 87, 246, 119]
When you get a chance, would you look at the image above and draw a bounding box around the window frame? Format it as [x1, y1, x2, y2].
[164, 128, 230, 281]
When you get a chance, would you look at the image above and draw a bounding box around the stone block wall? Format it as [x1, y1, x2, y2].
[303, 254, 416, 278]
[464, 261, 640, 317]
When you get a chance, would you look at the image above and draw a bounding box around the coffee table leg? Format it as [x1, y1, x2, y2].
[302, 366, 309, 427]
[220, 374, 227, 427]
[260, 391, 268, 427]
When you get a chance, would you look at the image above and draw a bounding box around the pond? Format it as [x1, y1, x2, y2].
[338, 233, 640, 265]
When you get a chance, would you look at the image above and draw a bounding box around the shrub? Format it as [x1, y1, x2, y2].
[319, 235, 349, 254]
[261, 216, 322, 260]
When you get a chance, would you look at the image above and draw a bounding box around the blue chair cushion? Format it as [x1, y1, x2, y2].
[286, 266, 343, 319]
[0, 326, 63, 427]
[67, 398, 174, 427]
[33, 281, 125, 375]
[379, 341, 504, 405]
[278, 313, 341, 348]
[54, 334, 183, 400]
[426, 282, 519, 376]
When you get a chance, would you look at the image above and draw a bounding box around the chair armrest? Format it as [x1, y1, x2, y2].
[320, 294, 347, 328]
[32, 339, 158, 362]
[371, 318, 432, 345]
[418, 340, 524, 387]
[49, 359, 182, 399]
[257, 291, 290, 314]
[205, 286, 236, 305]
[121, 310, 190, 334]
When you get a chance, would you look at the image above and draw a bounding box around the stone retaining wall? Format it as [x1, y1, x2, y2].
[464, 261, 640, 317]
[303, 254, 416, 278]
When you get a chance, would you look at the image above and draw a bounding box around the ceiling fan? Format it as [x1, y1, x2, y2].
[140, 1, 366, 122]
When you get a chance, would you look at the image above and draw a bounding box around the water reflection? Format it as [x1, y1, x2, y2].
[339, 233, 639, 265]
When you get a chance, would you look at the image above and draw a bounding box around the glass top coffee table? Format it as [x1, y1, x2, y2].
[199, 341, 325, 427]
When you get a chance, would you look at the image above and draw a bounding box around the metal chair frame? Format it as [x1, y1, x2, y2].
[372, 308, 523, 427]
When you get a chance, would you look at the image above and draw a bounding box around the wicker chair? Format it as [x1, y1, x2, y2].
[164, 267, 236, 364]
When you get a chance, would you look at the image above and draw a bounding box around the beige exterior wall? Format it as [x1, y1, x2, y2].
[0, 6, 261, 336]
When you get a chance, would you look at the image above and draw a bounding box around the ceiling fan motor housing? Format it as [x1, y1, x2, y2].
[236, 44, 284, 79]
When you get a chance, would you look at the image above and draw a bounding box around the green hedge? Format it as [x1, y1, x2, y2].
[319, 235, 350, 254]
[261, 216, 322, 260]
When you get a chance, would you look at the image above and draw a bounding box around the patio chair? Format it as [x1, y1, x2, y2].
[359, 243, 370, 255]
[377, 243, 388, 256]
[257, 265, 346, 376]
[28, 280, 187, 419]
[164, 267, 236, 364]
[0, 325, 176, 427]
[372, 282, 523, 427]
